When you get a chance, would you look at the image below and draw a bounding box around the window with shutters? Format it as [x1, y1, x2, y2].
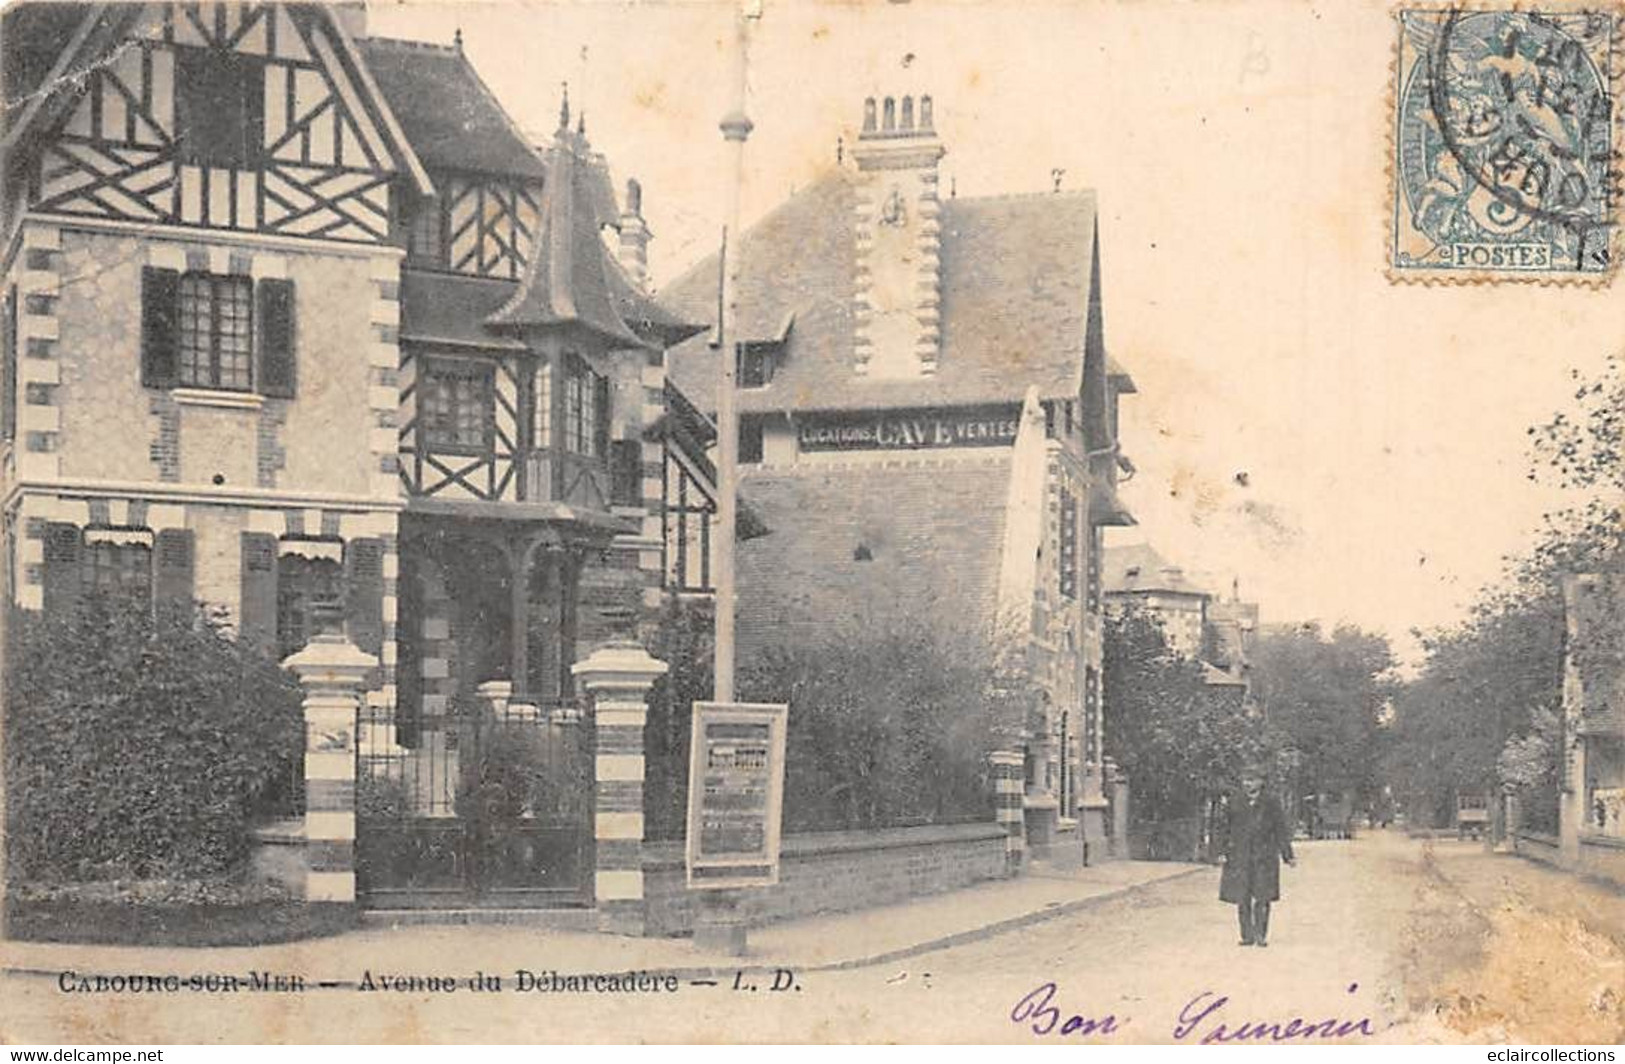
[419, 359, 494, 454]
[179, 273, 253, 390]
[143, 269, 294, 397]
[276, 551, 342, 661]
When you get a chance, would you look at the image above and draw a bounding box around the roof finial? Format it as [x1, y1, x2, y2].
[1051, 167, 1065, 192]
[578, 110, 586, 137]
[836, 134, 844, 164]
[559, 83, 570, 130]
[453, 26, 463, 51]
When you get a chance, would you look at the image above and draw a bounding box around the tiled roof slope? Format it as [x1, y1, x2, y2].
[2, 2, 100, 137]
[662, 170, 1099, 415]
[734, 457, 1011, 653]
[359, 37, 545, 179]
[1103, 543, 1209, 598]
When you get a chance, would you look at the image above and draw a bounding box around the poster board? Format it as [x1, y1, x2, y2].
[684, 701, 789, 890]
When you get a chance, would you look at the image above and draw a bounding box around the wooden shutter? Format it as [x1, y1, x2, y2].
[344, 538, 384, 657]
[141, 267, 180, 388]
[41, 523, 82, 616]
[593, 372, 611, 459]
[257, 278, 296, 398]
[154, 528, 195, 609]
[240, 532, 278, 651]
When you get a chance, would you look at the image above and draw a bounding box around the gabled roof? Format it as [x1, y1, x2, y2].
[661, 169, 1102, 415]
[1103, 543, 1210, 598]
[1, 3, 431, 197]
[359, 36, 544, 181]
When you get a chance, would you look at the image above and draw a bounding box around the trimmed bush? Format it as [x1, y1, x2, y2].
[5, 596, 303, 882]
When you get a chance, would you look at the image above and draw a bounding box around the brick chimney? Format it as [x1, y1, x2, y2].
[618, 178, 651, 287]
[851, 94, 945, 378]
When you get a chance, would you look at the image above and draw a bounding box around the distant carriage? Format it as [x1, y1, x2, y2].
[1455, 792, 1491, 840]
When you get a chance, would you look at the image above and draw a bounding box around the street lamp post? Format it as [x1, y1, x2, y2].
[714, 3, 755, 704]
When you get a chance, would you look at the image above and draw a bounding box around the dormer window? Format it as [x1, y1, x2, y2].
[407, 195, 447, 268]
[739, 343, 776, 389]
[176, 48, 262, 169]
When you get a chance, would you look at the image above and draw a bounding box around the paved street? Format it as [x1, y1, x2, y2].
[4, 832, 1621, 1043]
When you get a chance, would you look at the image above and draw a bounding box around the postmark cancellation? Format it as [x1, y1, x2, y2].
[1389, 5, 1623, 283]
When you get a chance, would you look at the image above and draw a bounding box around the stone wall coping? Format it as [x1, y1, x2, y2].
[1515, 830, 1560, 847]
[643, 821, 1006, 870]
[250, 819, 306, 846]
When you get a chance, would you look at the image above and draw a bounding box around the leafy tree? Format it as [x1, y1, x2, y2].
[1251, 622, 1395, 817]
[737, 611, 1027, 832]
[1103, 605, 1271, 847]
[5, 596, 303, 882]
[1384, 577, 1563, 827]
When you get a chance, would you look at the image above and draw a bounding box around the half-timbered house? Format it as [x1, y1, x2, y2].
[0, 1, 707, 911]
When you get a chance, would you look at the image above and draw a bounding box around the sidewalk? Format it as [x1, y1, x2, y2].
[1, 860, 1206, 983]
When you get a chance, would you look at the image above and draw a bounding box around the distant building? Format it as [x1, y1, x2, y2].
[664, 94, 1138, 861]
[1102, 542, 1258, 698]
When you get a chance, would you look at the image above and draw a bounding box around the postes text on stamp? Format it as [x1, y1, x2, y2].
[1390, 7, 1621, 283]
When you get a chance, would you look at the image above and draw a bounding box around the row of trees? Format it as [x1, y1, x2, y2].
[1384, 356, 1621, 830]
[1103, 604, 1396, 850]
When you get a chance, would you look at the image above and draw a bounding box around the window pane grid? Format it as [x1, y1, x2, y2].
[177, 273, 252, 391]
[179, 275, 212, 387]
[534, 360, 551, 448]
[421, 361, 493, 452]
[565, 372, 583, 454]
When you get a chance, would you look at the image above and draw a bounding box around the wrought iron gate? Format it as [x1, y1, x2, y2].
[355, 693, 594, 909]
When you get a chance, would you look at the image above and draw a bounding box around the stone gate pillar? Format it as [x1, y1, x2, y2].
[991, 750, 1025, 874]
[572, 640, 668, 935]
[283, 625, 378, 907]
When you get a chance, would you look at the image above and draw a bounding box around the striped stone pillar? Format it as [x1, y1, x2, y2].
[284, 622, 378, 908]
[992, 750, 1026, 874]
[572, 641, 668, 935]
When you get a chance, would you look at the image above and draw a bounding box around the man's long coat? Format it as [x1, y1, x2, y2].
[1218, 792, 1295, 903]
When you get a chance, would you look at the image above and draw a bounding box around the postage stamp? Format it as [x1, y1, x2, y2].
[1390, 6, 1623, 283]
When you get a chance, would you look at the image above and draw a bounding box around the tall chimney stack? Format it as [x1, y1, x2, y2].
[618, 178, 652, 287]
[850, 94, 945, 378]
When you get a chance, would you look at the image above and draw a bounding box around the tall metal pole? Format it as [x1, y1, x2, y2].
[715, 3, 754, 703]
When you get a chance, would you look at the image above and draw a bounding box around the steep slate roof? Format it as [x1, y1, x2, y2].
[359, 37, 544, 180]
[487, 119, 652, 348]
[1, 2, 99, 138]
[661, 169, 1101, 415]
[734, 457, 1012, 652]
[1102, 543, 1210, 598]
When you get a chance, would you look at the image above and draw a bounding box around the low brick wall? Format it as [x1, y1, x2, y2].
[1512, 830, 1562, 867]
[1577, 834, 1625, 888]
[644, 822, 1009, 937]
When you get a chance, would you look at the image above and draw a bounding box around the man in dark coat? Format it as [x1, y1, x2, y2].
[1218, 767, 1295, 946]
